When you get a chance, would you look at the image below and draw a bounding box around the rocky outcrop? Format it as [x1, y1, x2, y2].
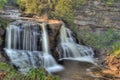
[74, 1, 120, 33]
[0, 18, 9, 62]
[47, 21, 62, 59]
[74, 1, 120, 78]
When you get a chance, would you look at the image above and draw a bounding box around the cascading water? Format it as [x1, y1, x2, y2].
[40, 23, 63, 73]
[4, 21, 63, 74]
[57, 24, 95, 63]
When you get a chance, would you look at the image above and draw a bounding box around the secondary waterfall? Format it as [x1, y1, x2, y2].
[4, 21, 63, 74]
[40, 23, 63, 72]
[57, 24, 95, 63]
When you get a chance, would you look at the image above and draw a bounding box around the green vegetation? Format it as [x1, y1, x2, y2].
[0, 18, 8, 45]
[0, 18, 9, 29]
[76, 29, 120, 49]
[17, 0, 58, 15]
[72, 0, 87, 10]
[16, 0, 88, 23]
[101, 0, 115, 6]
[74, 27, 120, 57]
[0, 62, 59, 80]
[0, 0, 7, 9]
[111, 42, 120, 57]
[55, 0, 73, 23]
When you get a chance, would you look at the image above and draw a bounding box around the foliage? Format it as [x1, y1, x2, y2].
[101, 0, 114, 6]
[27, 68, 60, 80]
[76, 29, 120, 49]
[0, 18, 8, 46]
[0, 0, 7, 9]
[0, 62, 60, 80]
[111, 42, 120, 57]
[0, 18, 9, 29]
[17, 0, 57, 15]
[72, 0, 87, 10]
[16, 0, 89, 23]
[55, 0, 74, 23]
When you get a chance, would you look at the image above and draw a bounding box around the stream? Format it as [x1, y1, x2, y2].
[55, 60, 98, 80]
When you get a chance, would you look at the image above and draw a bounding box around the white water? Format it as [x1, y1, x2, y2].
[4, 21, 63, 74]
[57, 24, 95, 63]
[40, 23, 63, 73]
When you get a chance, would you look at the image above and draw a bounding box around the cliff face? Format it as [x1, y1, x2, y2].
[73, 1, 120, 77]
[74, 1, 120, 32]
[73, 0, 120, 55]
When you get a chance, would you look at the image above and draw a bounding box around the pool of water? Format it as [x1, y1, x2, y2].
[54, 60, 99, 80]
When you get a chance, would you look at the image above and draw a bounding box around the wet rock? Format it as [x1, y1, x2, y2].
[0, 28, 5, 36]
[47, 22, 62, 59]
[0, 52, 6, 62]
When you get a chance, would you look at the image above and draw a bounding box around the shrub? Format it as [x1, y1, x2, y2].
[76, 28, 120, 49]
[111, 42, 120, 57]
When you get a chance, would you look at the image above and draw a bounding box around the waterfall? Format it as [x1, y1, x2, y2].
[57, 24, 95, 63]
[40, 23, 63, 73]
[4, 21, 63, 74]
[41, 23, 49, 54]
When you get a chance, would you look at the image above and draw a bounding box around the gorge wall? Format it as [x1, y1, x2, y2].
[73, 1, 120, 77]
[74, 0, 120, 32]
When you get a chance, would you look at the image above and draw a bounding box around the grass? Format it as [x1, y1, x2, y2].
[0, 62, 60, 80]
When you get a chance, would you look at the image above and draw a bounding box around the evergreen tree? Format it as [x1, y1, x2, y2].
[17, 0, 57, 16]
[55, 0, 74, 23]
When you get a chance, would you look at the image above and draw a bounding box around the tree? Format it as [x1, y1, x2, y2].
[17, 0, 58, 16]
[55, 0, 74, 23]
[0, 0, 7, 9]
